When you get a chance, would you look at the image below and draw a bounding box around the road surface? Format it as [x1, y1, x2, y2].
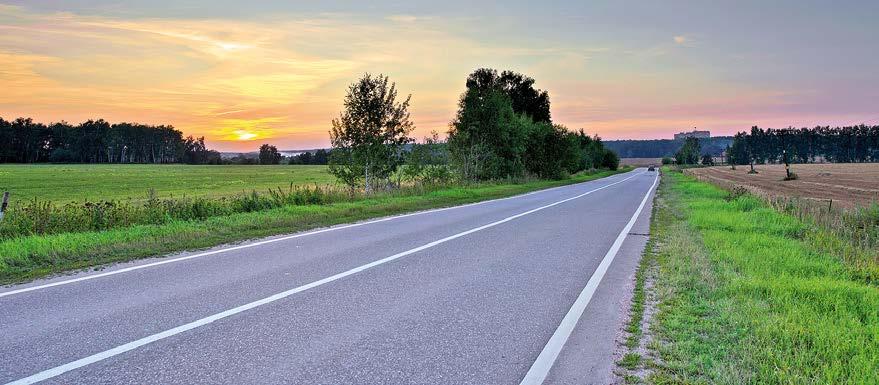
[0, 169, 658, 385]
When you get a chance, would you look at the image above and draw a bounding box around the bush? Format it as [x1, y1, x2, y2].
[701, 154, 715, 166]
[524, 122, 579, 179]
[661, 157, 674, 165]
[601, 149, 620, 170]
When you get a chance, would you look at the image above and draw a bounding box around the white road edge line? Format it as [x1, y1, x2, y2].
[518, 172, 659, 385]
[3, 172, 646, 385]
[0, 170, 639, 298]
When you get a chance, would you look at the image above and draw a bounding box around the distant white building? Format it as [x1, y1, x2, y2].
[674, 130, 710, 140]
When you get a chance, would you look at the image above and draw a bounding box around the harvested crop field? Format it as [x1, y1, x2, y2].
[620, 158, 663, 167]
[686, 163, 879, 209]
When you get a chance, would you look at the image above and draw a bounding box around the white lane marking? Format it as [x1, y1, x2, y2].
[2, 173, 646, 385]
[0, 171, 639, 298]
[519, 172, 659, 385]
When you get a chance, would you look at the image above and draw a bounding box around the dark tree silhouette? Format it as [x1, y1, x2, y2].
[0, 117, 221, 164]
[728, 125, 879, 165]
[463, 68, 552, 123]
[258, 144, 282, 165]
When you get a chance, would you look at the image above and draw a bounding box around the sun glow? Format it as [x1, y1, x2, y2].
[235, 130, 257, 141]
[217, 42, 247, 51]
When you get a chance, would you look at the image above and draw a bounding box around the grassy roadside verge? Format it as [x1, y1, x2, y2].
[618, 170, 878, 384]
[0, 168, 629, 285]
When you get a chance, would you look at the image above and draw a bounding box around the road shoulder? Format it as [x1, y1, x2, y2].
[541, 172, 657, 384]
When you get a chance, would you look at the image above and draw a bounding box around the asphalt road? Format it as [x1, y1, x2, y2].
[0, 168, 658, 385]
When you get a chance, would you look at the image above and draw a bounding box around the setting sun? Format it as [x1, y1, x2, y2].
[234, 130, 257, 141]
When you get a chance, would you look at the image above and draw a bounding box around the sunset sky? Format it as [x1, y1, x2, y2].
[1, 1, 877, 151]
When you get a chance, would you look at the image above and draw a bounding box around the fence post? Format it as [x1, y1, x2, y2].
[0, 192, 8, 221]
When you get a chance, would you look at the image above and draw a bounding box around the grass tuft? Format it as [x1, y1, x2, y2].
[619, 353, 642, 370]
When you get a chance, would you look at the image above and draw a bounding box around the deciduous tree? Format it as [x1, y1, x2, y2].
[328, 74, 414, 192]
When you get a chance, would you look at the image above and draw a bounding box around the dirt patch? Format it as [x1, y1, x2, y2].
[614, 255, 662, 384]
[686, 163, 879, 209]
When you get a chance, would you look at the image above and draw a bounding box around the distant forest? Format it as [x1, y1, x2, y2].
[605, 136, 733, 158]
[728, 125, 879, 164]
[0, 117, 221, 164]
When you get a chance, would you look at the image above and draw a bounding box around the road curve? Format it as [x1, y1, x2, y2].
[0, 169, 658, 385]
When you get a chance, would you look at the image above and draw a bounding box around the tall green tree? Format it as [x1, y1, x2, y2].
[463, 68, 552, 123]
[728, 132, 749, 165]
[328, 73, 414, 192]
[447, 89, 526, 180]
[447, 68, 555, 180]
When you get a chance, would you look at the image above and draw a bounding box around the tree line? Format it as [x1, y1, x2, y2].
[288, 149, 329, 165]
[0, 117, 221, 164]
[0, 116, 332, 166]
[327, 69, 620, 191]
[727, 125, 879, 165]
[604, 137, 733, 158]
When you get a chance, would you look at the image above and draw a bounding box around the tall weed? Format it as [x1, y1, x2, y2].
[0, 185, 346, 239]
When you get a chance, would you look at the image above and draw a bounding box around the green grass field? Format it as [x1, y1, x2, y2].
[0, 164, 334, 203]
[618, 170, 878, 384]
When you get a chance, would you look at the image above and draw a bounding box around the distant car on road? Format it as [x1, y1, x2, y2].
[648, 165, 656, 171]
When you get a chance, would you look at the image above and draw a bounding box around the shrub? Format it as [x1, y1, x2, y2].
[601, 149, 620, 170]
